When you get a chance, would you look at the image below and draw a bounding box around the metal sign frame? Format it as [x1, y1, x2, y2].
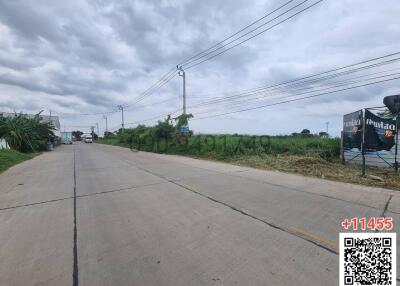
[343, 106, 398, 174]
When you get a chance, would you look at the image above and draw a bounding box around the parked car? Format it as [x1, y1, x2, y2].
[84, 136, 93, 143]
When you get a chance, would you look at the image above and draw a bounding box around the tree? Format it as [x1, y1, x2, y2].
[300, 129, 311, 135]
[72, 130, 84, 141]
[174, 113, 193, 132]
[103, 131, 115, 138]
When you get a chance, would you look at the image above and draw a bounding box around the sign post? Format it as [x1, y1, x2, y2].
[361, 109, 366, 176]
[383, 94, 400, 172]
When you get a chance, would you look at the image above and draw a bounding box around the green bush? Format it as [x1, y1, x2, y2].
[0, 113, 55, 153]
[98, 117, 341, 161]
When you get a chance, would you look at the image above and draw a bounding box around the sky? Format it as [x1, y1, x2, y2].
[0, 0, 399, 136]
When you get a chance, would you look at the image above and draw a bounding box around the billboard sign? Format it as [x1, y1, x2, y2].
[343, 110, 363, 150]
[364, 109, 396, 152]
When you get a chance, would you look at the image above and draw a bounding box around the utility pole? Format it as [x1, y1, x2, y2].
[118, 105, 125, 132]
[177, 66, 186, 115]
[103, 115, 108, 134]
[96, 123, 99, 138]
[395, 114, 399, 172]
[326, 121, 329, 135]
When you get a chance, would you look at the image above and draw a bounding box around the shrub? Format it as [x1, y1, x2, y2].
[0, 113, 55, 153]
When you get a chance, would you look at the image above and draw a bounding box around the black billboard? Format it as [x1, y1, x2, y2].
[364, 109, 396, 152]
[343, 110, 363, 150]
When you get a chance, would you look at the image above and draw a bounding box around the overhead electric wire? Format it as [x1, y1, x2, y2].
[125, 108, 182, 126]
[120, 0, 323, 111]
[191, 75, 400, 120]
[124, 70, 178, 107]
[189, 64, 400, 110]
[190, 72, 400, 116]
[53, 0, 322, 117]
[185, 52, 400, 108]
[183, 0, 324, 70]
[176, 0, 298, 66]
[181, 0, 311, 68]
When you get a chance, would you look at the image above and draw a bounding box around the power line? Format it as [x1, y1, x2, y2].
[176, 0, 298, 66]
[125, 108, 181, 126]
[186, 52, 400, 108]
[50, 1, 322, 117]
[111, 0, 323, 111]
[183, 0, 324, 70]
[190, 68, 400, 112]
[192, 75, 400, 120]
[116, 52, 400, 126]
[190, 72, 400, 116]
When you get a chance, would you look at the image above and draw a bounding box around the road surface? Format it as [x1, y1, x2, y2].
[0, 143, 399, 286]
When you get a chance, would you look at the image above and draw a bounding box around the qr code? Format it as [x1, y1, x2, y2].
[340, 233, 397, 286]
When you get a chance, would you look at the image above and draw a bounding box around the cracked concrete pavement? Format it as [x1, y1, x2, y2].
[0, 142, 399, 285]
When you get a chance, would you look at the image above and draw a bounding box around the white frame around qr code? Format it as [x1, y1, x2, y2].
[339, 232, 397, 286]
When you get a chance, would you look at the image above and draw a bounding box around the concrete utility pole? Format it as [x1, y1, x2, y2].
[177, 66, 186, 115]
[118, 105, 125, 132]
[96, 123, 99, 137]
[103, 115, 108, 133]
[326, 122, 329, 135]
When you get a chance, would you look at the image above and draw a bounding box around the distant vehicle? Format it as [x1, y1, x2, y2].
[84, 136, 93, 143]
[61, 132, 73, 144]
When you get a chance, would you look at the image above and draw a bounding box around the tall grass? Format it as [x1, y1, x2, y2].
[99, 133, 340, 161]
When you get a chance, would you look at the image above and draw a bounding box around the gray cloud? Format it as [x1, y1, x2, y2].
[0, 0, 399, 135]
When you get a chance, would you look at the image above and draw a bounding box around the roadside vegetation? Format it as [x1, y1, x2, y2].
[98, 116, 400, 190]
[0, 149, 34, 173]
[0, 113, 55, 153]
[0, 113, 55, 172]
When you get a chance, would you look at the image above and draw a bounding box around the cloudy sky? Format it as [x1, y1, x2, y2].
[0, 0, 399, 136]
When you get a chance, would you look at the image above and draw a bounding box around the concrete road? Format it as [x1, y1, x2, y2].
[0, 143, 399, 286]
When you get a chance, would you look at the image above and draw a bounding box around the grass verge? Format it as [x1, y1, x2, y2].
[97, 137, 400, 191]
[0, 149, 35, 173]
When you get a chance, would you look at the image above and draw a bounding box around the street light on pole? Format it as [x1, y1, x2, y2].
[177, 66, 186, 115]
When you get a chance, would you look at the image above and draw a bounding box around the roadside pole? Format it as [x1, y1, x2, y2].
[177, 66, 186, 115]
[340, 131, 345, 164]
[103, 115, 108, 134]
[118, 105, 125, 133]
[361, 109, 366, 176]
[395, 114, 399, 172]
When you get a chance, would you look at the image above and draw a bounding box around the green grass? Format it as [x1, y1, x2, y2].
[98, 134, 400, 190]
[99, 135, 340, 161]
[0, 149, 34, 173]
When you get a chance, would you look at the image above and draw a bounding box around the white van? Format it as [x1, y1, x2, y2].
[84, 136, 93, 143]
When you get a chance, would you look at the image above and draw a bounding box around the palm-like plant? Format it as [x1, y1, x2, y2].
[0, 113, 55, 153]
